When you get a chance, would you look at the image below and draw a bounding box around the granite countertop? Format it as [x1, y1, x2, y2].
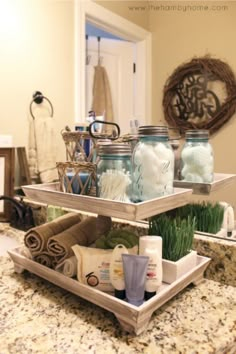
[0, 225, 236, 353]
[193, 233, 236, 287]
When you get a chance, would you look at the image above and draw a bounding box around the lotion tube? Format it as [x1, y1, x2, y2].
[122, 254, 149, 306]
[139, 236, 163, 300]
[110, 244, 129, 299]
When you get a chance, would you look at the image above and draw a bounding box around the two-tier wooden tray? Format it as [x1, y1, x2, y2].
[8, 247, 210, 335]
[15, 173, 235, 334]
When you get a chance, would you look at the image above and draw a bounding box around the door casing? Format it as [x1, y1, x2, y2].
[74, 0, 152, 128]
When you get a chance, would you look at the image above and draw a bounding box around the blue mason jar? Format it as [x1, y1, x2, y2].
[181, 130, 214, 183]
[132, 126, 174, 202]
[97, 143, 132, 202]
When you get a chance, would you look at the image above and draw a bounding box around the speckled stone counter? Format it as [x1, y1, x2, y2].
[193, 233, 236, 287]
[1, 225, 236, 353]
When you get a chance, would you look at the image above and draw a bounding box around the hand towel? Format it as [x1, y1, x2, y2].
[95, 229, 139, 249]
[33, 251, 55, 268]
[24, 212, 82, 255]
[47, 216, 112, 264]
[91, 65, 114, 131]
[28, 116, 58, 183]
[55, 256, 77, 278]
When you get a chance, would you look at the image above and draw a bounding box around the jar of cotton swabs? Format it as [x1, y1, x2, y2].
[97, 143, 132, 202]
[180, 130, 214, 183]
[132, 126, 175, 202]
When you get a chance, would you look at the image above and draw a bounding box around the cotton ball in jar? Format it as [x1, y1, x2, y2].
[165, 183, 174, 195]
[142, 181, 165, 199]
[191, 146, 213, 167]
[154, 143, 173, 161]
[202, 173, 214, 183]
[142, 164, 159, 178]
[158, 168, 174, 184]
[141, 180, 159, 199]
[139, 145, 157, 166]
[181, 146, 194, 164]
[184, 173, 203, 183]
[133, 148, 143, 165]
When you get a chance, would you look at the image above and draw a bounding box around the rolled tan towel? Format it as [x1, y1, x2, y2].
[55, 256, 77, 278]
[47, 216, 112, 264]
[33, 251, 55, 268]
[24, 212, 82, 255]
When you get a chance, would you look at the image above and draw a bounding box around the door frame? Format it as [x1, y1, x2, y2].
[74, 0, 152, 127]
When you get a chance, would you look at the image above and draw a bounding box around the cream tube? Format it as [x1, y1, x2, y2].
[122, 254, 149, 306]
[139, 236, 162, 300]
[110, 244, 129, 299]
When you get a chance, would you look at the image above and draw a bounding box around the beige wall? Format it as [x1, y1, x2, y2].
[96, 1, 149, 29]
[0, 0, 74, 185]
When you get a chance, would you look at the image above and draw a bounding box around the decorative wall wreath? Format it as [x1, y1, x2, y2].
[162, 57, 236, 135]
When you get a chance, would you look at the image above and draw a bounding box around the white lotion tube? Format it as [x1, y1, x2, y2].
[110, 244, 129, 299]
[139, 235, 163, 300]
[227, 206, 235, 237]
[219, 201, 229, 229]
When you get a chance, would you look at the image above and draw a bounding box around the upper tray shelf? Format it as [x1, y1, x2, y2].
[173, 173, 236, 195]
[22, 183, 192, 222]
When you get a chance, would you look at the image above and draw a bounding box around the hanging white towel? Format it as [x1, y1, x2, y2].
[92, 65, 114, 122]
[28, 116, 58, 183]
[86, 64, 94, 115]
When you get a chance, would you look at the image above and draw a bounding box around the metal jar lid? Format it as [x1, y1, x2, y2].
[185, 130, 209, 140]
[98, 143, 131, 156]
[138, 125, 169, 137]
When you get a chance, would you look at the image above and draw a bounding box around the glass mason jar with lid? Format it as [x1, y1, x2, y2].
[97, 143, 132, 202]
[132, 126, 175, 202]
[180, 130, 214, 183]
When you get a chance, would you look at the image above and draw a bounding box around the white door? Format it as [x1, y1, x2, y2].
[86, 36, 135, 135]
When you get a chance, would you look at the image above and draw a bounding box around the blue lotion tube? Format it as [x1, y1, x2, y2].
[122, 254, 149, 306]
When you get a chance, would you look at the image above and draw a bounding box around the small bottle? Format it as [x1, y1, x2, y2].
[132, 126, 174, 201]
[96, 143, 132, 201]
[139, 235, 162, 300]
[110, 244, 129, 300]
[181, 130, 214, 183]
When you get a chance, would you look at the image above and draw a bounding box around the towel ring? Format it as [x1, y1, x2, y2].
[30, 91, 54, 120]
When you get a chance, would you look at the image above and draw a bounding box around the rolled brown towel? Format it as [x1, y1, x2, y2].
[47, 216, 112, 264]
[33, 251, 55, 268]
[24, 212, 82, 255]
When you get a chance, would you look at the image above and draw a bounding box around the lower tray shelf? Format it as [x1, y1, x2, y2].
[8, 247, 211, 335]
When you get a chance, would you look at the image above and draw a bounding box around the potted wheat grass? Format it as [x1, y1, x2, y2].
[149, 214, 197, 283]
[168, 202, 225, 236]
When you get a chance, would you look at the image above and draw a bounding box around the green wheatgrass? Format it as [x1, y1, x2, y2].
[149, 214, 195, 262]
[169, 202, 224, 234]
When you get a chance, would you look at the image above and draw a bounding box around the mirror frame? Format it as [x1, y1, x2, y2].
[0, 148, 15, 221]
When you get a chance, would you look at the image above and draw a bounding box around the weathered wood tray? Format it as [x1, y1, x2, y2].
[22, 183, 192, 221]
[174, 173, 236, 195]
[8, 247, 211, 335]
